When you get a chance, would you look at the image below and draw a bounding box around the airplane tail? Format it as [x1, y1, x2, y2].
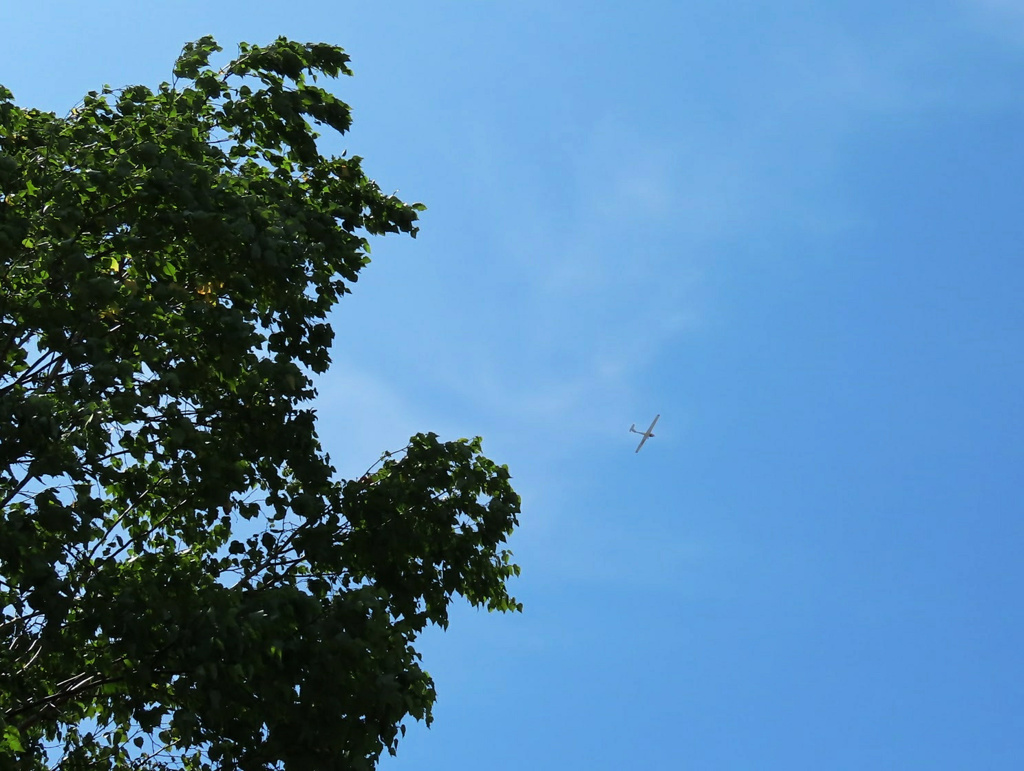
[630, 423, 636, 432]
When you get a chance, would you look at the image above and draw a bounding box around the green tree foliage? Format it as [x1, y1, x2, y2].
[0, 37, 521, 770]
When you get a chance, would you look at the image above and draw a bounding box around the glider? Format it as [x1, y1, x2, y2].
[629, 414, 660, 453]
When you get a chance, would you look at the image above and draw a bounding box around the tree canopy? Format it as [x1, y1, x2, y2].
[0, 36, 521, 770]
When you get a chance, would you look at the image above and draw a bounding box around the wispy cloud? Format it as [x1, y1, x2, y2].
[322, 7, 1011, 471]
[315, 358, 433, 479]
[958, 0, 1024, 37]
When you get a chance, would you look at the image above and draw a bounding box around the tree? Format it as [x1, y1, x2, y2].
[0, 36, 521, 770]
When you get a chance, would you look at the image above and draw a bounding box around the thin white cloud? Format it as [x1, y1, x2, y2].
[526, 503, 713, 595]
[314, 358, 433, 480]
[321, 9, 1012, 473]
[959, 0, 1024, 35]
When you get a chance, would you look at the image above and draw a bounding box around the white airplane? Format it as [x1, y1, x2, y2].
[629, 414, 660, 453]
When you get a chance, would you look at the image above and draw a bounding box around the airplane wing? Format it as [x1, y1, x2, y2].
[645, 414, 661, 435]
[634, 414, 660, 453]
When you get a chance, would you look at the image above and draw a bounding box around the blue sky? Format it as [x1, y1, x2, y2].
[5, 1, 1024, 767]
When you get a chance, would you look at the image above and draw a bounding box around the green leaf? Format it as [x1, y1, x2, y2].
[2, 725, 25, 752]
[0, 34, 520, 771]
